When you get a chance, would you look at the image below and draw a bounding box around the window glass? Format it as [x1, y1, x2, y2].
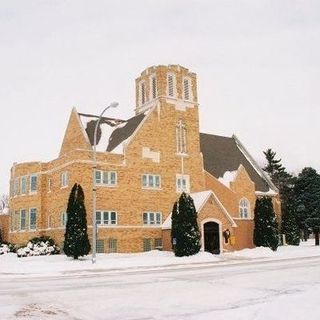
[30, 208, 37, 229]
[20, 210, 26, 230]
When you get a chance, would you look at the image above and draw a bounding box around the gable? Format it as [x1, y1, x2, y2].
[59, 108, 91, 156]
[200, 133, 275, 193]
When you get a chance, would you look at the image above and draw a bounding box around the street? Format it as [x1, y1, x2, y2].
[1, 255, 320, 319]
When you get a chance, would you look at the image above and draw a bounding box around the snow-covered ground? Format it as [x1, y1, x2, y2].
[1, 241, 319, 319]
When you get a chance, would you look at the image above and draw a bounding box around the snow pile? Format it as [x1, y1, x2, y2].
[218, 170, 237, 188]
[0, 244, 10, 255]
[0, 243, 16, 255]
[17, 240, 60, 258]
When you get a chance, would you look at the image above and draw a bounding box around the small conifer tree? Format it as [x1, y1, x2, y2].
[64, 183, 91, 259]
[281, 204, 300, 245]
[171, 192, 201, 257]
[254, 197, 279, 251]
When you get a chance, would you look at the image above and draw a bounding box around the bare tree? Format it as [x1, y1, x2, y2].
[0, 194, 8, 213]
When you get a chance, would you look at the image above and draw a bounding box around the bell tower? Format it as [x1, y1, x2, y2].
[134, 65, 198, 115]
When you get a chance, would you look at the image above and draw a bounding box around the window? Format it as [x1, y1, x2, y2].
[155, 238, 162, 249]
[95, 170, 117, 186]
[140, 81, 146, 105]
[176, 174, 190, 193]
[142, 174, 161, 189]
[167, 74, 175, 97]
[48, 215, 53, 229]
[239, 198, 250, 219]
[96, 240, 105, 253]
[61, 212, 67, 227]
[108, 238, 118, 253]
[143, 212, 162, 225]
[20, 176, 27, 195]
[48, 178, 52, 192]
[10, 180, 14, 198]
[29, 208, 37, 230]
[96, 211, 117, 225]
[20, 209, 27, 230]
[30, 174, 38, 193]
[143, 238, 152, 252]
[151, 76, 157, 99]
[61, 172, 68, 188]
[14, 178, 20, 196]
[14, 211, 19, 230]
[176, 120, 187, 154]
[183, 78, 190, 100]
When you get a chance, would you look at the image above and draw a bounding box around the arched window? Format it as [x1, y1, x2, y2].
[239, 198, 250, 218]
[176, 120, 187, 154]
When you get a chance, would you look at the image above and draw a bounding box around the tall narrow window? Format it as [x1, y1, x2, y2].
[20, 176, 27, 194]
[239, 198, 250, 219]
[61, 172, 68, 188]
[167, 74, 174, 97]
[20, 209, 26, 230]
[183, 78, 190, 100]
[61, 212, 67, 227]
[151, 76, 157, 99]
[140, 81, 146, 105]
[30, 208, 37, 230]
[30, 175, 38, 193]
[176, 120, 187, 154]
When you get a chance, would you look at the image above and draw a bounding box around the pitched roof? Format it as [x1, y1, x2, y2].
[78, 112, 146, 153]
[162, 190, 237, 230]
[200, 133, 275, 193]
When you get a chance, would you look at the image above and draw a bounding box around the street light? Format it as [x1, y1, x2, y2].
[92, 101, 119, 264]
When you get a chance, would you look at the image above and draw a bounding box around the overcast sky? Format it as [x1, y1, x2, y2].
[1, 0, 320, 196]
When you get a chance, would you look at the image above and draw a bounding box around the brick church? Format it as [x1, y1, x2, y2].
[5, 65, 280, 254]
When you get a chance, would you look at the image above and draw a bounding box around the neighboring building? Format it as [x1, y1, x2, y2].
[7, 65, 280, 254]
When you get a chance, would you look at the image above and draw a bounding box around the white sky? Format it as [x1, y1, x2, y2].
[1, 0, 319, 195]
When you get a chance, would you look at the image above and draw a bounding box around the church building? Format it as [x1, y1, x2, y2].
[6, 65, 280, 254]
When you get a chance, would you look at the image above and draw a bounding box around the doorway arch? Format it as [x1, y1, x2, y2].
[202, 220, 221, 254]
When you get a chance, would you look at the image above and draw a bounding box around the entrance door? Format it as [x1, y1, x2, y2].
[204, 222, 220, 254]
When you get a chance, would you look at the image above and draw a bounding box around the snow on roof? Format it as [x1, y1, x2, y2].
[255, 189, 278, 197]
[0, 207, 9, 215]
[218, 170, 237, 188]
[162, 190, 237, 230]
[78, 111, 148, 154]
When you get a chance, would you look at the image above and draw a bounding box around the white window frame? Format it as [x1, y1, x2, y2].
[239, 198, 250, 219]
[61, 212, 67, 227]
[30, 174, 38, 193]
[96, 210, 117, 226]
[20, 176, 27, 195]
[95, 170, 117, 187]
[176, 120, 187, 154]
[29, 208, 37, 230]
[14, 178, 20, 196]
[143, 212, 162, 225]
[48, 178, 52, 192]
[150, 75, 157, 100]
[61, 172, 68, 188]
[20, 209, 27, 230]
[176, 174, 190, 193]
[183, 77, 192, 101]
[142, 174, 161, 189]
[167, 73, 176, 97]
[140, 80, 146, 105]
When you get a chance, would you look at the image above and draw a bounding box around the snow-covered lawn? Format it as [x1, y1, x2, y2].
[0, 240, 318, 278]
[0, 241, 320, 320]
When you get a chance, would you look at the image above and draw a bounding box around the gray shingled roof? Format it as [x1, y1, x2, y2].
[200, 133, 270, 192]
[78, 112, 146, 152]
